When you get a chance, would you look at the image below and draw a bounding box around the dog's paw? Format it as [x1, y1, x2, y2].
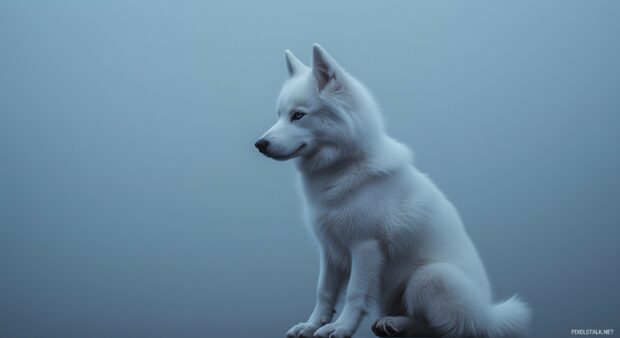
[287, 322, 320, 338]
[312, 322, 353, 338]
[371, 316, 417, 337]
[372, 317, 401, 337]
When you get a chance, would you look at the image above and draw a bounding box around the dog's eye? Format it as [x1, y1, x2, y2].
[291, 112, 306, 121]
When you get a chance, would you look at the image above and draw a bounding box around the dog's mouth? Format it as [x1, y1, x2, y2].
[261, 143, 306, 161]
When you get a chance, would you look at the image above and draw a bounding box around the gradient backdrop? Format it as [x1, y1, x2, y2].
[1, 1, 619, 337]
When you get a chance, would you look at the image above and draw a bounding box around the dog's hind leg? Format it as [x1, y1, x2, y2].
[402, 263, 493, 338]
[371, 286, 438, 337]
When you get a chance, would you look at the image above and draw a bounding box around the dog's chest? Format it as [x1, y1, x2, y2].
[301, 176, 386, 243]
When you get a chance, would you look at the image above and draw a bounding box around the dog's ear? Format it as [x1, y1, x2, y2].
[312, 43, 344, 92]
[285, 50, 308, 77]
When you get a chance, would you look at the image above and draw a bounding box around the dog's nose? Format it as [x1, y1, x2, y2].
[255, 139, 269, 152]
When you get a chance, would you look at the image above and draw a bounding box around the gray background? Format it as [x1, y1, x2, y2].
[1, 1, 618, 337]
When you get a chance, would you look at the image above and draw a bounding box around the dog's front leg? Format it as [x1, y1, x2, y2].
[286, 249, 345, 338]
[313, 240, 384, 338]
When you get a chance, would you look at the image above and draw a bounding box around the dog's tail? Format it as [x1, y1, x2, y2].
[486, 295, 531, 337]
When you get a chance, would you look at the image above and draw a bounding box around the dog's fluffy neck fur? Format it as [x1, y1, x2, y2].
[297, 135, 412, 206]
[297, 135, 411, 176]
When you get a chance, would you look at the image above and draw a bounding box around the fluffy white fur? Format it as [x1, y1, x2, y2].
[255, 44, 530, 338]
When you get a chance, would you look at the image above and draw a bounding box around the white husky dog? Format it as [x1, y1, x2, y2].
[255, 44, 530, 338]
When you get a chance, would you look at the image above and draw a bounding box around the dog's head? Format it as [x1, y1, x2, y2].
[255, 44, 384, 171]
